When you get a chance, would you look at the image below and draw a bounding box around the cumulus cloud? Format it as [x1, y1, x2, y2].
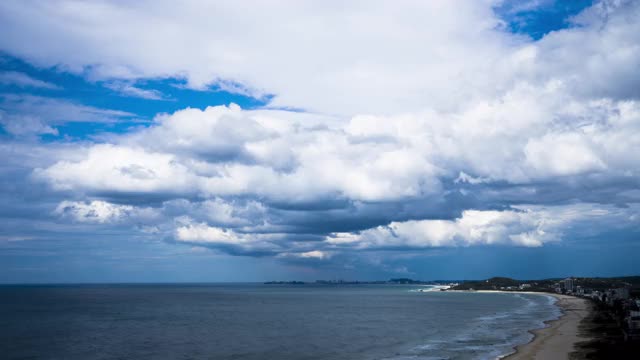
[524, 132, 606, 177]
[173, 217, 286, 256]
[38, 144, 195, 194]
[36, 94, 640, 201]
[327, 208, 559, 249]
[30, 82, 640, 261]
[27, 87, 640, 261]
[55, 200, 159, 223]
[277, 250, 332, 261]
[175, 221, 242, 244]
[326, 203, 640, 250]
[37, 105, 444, 203]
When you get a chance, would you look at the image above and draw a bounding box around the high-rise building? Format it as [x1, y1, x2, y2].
[563, 278, 574, 292]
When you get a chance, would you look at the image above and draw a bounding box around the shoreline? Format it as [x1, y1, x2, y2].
[444, 290, 591, 359]
[500, 292, 591, 360]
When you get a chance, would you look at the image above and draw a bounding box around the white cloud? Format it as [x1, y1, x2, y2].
[3, 1, 637, 115]
[104, 81, 167, 100]
[175, 221, 242, 245]
[524, 132, 606, 177]
[38, 90, 640, 196]
[37, 144, 195, 193]
[325, 203, 637, 249]
[0, 112, 58, 136]
[0, 71, 60, 89]
[2, 1, 640, 261]
[0, 94, 136, 136]
[173, 217, 285, 255]
[277, 250, 331, 261]
[298, 250, 330, 259]
[38, 105, 444, 202]
[325, 209, 552, 249]
[455, 172, 490, 185]
[55, 200, 158, 223]
[30, 84, 640, 259]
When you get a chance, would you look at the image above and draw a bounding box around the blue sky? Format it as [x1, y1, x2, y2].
[0, 55, 267, 140]
[495, 0, 594, 39]
[1, 0, 639, 283]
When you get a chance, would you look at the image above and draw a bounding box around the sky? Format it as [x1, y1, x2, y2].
[0, 0, 639, 283]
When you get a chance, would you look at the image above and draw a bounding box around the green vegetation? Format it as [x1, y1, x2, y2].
[451, 276, 640, 294]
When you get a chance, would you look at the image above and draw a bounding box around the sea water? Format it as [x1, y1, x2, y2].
[0, 284, 560, 360]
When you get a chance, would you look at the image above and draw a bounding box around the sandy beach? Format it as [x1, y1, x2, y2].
[505, 293, 591, 360]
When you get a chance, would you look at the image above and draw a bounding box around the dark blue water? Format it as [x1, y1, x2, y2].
[0, 284, 559, 360]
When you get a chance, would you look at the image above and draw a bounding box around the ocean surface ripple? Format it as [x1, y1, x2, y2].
[0, 284, 560, 360]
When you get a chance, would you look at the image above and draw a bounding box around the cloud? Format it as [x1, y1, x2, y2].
[37, 105, 443, 203]
[455, 172, 491, 185]
[0, 0, 639, 269]
[29, 92, 639, 260]
[55, 200, 158, 223]
[327, 208, 559, 249]
[173, 217, 284, 256]
[175, 221, 243, 244]
[1, 1, 637, 115]
[38, 144, 195, 194]
[524, 132, 606, 177]
[36, 92, 640, 201]
[277, 250, 332, 261]
[103, 81, 167, 100]
[0, 94, 136, 136]
[343, 203, 639, 250]
[0, 112, 59, 136]
[297, 250, 330, 259]
[0, 71, 60, 89]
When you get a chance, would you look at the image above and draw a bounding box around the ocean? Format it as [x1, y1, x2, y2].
[0, 284, 560, 360]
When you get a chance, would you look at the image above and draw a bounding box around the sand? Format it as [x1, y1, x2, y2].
[505, 293, 591, 360]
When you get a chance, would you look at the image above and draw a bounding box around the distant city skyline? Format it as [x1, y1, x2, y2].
[1, 0, 639, 283]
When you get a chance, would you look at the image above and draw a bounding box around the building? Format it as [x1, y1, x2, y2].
[603, 288, 631, 306]
[615, 288, 631, 300]
[624, 310, 640, 341]
[563, 278, 575, 293]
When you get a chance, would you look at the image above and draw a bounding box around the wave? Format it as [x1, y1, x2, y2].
[386, 292, 561, 360]
[408, 285, 451, 293]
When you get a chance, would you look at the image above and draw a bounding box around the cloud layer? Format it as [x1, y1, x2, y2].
[2, 1, 638, 115]
[33, 94, 640, 258]
[0, 0, 639, 273]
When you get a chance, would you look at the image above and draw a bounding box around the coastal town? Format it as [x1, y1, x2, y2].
[450, 276, 640, 346]
[554, 277, 640, 342]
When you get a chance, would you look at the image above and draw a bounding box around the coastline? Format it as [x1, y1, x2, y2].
[501, 292, 591, 360]
[441, 290, 591, 359]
